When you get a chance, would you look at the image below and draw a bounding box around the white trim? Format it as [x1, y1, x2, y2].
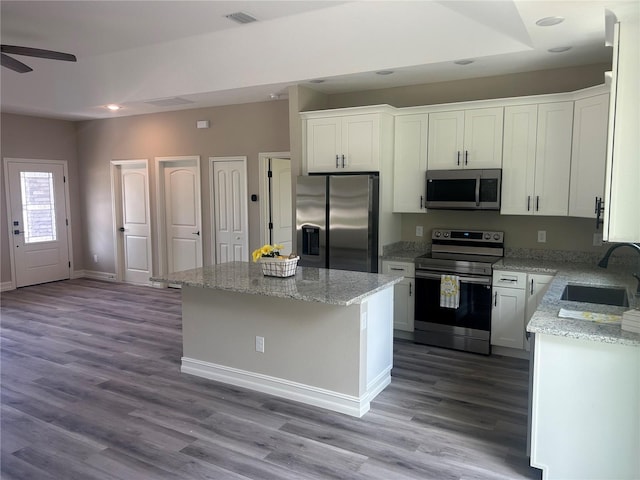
[258, 152, 291, 247]
[0, 281, 16, 292]
[110, 159, 152, 284]
[3, 157, 74, 288]
[83, 270, 117, 282]
[154, 155, 201, 277]
[181, 356, 390, 418]
[71, 269, 85, 279]
[208, 156, 249, 264]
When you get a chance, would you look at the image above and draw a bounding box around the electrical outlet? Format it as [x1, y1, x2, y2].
[416, 226, 424, 237]
[537, 230, 547, 243]
[255, 336, 264, 353]
[593, 233, 603, 246]
[93, 254, 98, 263]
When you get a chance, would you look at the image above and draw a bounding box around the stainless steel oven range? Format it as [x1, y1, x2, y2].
[414, 229, 504, 355]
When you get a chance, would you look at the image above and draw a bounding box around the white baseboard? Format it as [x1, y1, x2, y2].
[71, 269, 85, 279]
[181, 357, 390, 417]
[492, 345, 530, 360]
[83, 270, 117, 282]
[0, 281, 15, 292]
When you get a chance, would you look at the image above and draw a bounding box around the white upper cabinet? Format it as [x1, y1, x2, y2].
[604, 8, 640, 242]
[306, 113, 384, 172]
[569, 94, 610, 219]
[501, 102, 574, 216]
[427, 107, 503, 170]
[393, 114, 428, 213]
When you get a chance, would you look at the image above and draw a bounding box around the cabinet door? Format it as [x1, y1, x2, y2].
[569, 94, 610, 218]
[342, 114, 380, 171]
[393, 114, 428, 212]
[525, 273, 553, 351]
[393, 278, 415, 332]
[463, 107, 504, 169]
[307, 117, 341, 172]
[427, 110, 464, 170]
[534, 102, 574, 216]
[491, 286, 526, 349]
[501, 105, 538, 215]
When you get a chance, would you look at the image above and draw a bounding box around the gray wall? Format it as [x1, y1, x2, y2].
[0, 113, 83, 284]
[75, 101, 290, 275]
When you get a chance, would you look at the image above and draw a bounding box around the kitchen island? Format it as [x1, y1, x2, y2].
[151, 262, 402, 417]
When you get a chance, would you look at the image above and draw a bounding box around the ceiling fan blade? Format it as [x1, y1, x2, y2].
[1, 44, 76, 62]
[1, 53, 32, 73]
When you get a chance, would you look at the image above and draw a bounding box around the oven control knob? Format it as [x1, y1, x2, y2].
[443, 232, 450, 238]
[493, 233, 501, 240]
[484, 233, 491, 240]
[435, 231, 441, 238]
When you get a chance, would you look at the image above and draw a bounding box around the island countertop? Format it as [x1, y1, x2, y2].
[151, 262, 403, 306]
[493, 258, 640, 346]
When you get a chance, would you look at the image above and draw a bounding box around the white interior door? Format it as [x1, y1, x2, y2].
[112, 160, 152, 284]
[211, 157, 248, 264]
[270, 158, 292, 254]
[157, 157, 202, 274]
[4, 159, 71, 287]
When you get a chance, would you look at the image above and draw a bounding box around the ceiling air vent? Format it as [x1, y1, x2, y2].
[145, 97, 195, 107]
[225, 12, 257, 24]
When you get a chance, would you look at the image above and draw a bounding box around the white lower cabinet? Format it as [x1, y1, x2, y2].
[382, 261, 415, 332]
[524, 273, 553, 350]
[492, 270, 553, 352]
[491, 271, 527, 349]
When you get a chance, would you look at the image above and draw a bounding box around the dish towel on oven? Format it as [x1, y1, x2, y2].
[440, 275, 460, 309]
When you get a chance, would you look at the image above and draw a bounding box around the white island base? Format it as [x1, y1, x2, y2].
[180, 285, 394, 417]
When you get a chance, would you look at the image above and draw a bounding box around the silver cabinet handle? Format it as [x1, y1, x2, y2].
[457, 151, 461, 166]
[389, 267, 405, 271]
[494, 292, 498, 306]
[336, 154, 339, 169]
[409, 282, 412, 297]
[465, 150, 469, 165]
[527, 195, 531, 212]
[420, 195, 424, 209]
[536, 196, 540, 211]
[341, 154, 346, 168]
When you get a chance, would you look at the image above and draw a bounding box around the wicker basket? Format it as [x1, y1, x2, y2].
[260, 256, 299, 277]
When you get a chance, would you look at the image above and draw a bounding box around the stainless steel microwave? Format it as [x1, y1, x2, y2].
[425, 169, 501, 210]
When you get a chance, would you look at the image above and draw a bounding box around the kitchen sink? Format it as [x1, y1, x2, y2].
[561, 284, 629, 307]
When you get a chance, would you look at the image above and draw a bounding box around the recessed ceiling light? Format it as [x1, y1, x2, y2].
[548, 46, 572, 53]
[454, 59, 474, 66]
[536, 16, 565, 27]
[309, 79, 325, 84]
[269, 93, 280, 100]
[106, 104, 120, 111]
[375, 70, 394, 76]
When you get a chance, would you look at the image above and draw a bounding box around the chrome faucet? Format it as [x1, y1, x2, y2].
[598, 243, 640, 294]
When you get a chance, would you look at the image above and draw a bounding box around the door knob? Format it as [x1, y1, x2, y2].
[192, 231, 200, 236]
[118, 227, 125, 232]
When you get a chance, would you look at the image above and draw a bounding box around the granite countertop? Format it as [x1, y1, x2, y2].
[495, 258, 640, 346]
[151, 262, 403, 306]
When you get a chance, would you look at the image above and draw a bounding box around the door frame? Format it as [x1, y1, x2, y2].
[155, 155, 201, 277]
[209, 156, 248, 264]
[110, 158, 152, 283]
[2, 157, 74, 290]
[258, 152, 291, 247]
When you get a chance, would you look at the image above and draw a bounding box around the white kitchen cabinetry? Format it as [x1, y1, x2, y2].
[491, 271, 527, 349]
[524, 273, 553, 350]
[569, 93, 610, 219]
[603, 7, 640, 242]
[305, 111, 392, 173]
[382, 261, 415, 332]
[501, 102, 574, 216]
[393, 114, 428, 213]
[427, 107, 503, 170]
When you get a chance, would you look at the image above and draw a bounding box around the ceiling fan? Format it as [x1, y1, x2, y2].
[1, 44, 76, 73]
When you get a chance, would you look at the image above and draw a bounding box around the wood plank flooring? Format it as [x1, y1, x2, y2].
[1, 279, 542, 480]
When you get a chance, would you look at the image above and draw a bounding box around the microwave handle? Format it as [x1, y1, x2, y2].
[475, 175, 481, 207]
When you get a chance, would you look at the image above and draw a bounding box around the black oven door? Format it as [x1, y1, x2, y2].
[414, 271, 492, 332]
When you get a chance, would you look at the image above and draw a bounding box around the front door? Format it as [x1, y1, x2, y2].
[4, 159, 71, 287]
[211, 157, 248, 263]
[112, 160, 152, 284]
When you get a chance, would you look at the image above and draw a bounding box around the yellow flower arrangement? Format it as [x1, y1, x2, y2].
[252, 244, 285, 262]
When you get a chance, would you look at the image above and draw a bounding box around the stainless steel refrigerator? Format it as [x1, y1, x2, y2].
[296, 174, 379, 273]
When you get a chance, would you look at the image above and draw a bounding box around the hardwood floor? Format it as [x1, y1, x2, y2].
[1, 279, 542, 480]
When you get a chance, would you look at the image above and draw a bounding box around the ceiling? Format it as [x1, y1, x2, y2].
[0, 0, 635, 120]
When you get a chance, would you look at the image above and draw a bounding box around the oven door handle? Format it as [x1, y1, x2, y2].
[415, 271, 491, 285]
